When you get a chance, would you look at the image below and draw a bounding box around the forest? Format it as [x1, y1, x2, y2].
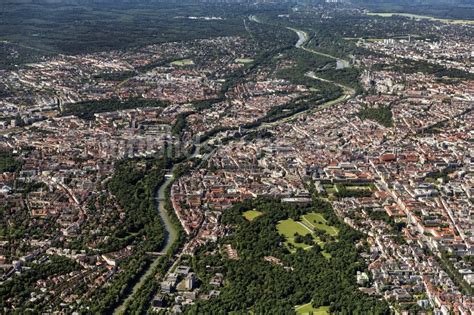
[372, 59, 474, 80]
[277, 48, 360, 91]
[353, 0, 474, 20]
[0, 256, 79, 311]
[0, 1, 291, 69]
[0, 150, 21, 173]
[188, 197, 390, 314]
[358, 105, 394, 127]
[122, 171, 188, 314]
[0, 3, 246, 54]
[334, 184, 374, 198]
[85, 155, 172, 313]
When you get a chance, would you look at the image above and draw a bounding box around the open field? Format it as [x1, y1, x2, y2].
[278, 219, 313, 237]
[235, 58, 254, 64]
[366, 38, 385, 42]
[346, 185, 372, 191]
[367, 12, 474, 25]
[301, 212, 339, 237]
[277, 219, 316, 250]
[243, 210, 263, 221]
[295, 303, 330, 315]
[171, 59, 195, 66]
[277, 218, 329, 252]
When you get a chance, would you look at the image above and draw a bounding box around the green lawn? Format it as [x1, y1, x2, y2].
[0, 151, 21, 173]
[366, 38, 385, 42]
[301, 212, 339, 237]
[277, 218, 324, 251]
[171, 59, 194, 66]
[295, 303, 330, 315]
[277, 219, 312, 236]
[243, 210, 263, 222]
[235, 58, 254, 64]
[277, 213, 338, 258]
[346, 186, 372, 191]
[323, 184, 336, 194]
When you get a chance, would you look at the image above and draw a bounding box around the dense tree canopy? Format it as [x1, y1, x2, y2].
[189, 197, 390, 314]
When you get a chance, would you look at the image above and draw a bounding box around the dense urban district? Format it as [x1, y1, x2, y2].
[0, 0, 473, 314]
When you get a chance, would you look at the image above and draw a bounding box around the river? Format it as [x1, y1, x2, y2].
[113, 168, 178, 314]
[292, 28, 308, 48]
[113, 18, 356, 314]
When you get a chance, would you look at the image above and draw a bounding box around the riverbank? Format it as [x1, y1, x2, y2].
[113, 168, 178, 314]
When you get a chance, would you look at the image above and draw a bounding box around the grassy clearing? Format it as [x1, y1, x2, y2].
[171, 59, 194, 66]
[243, 210, 263, 221]
[277, 218, 328, 253]
[367, 12, 474, 25]
[278, 219, 313, 237]
[366, 38, 385, 42]
[346, 186, 372, 191]
[235, 58, 254, 64]
[358, 105, 393, 128]
[301, 212, 339, 237]
[295, 303, 330, 315]
[344, 37, 384, 42]
[0, 151, 21, 173]
[277, 219, 317, 250]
